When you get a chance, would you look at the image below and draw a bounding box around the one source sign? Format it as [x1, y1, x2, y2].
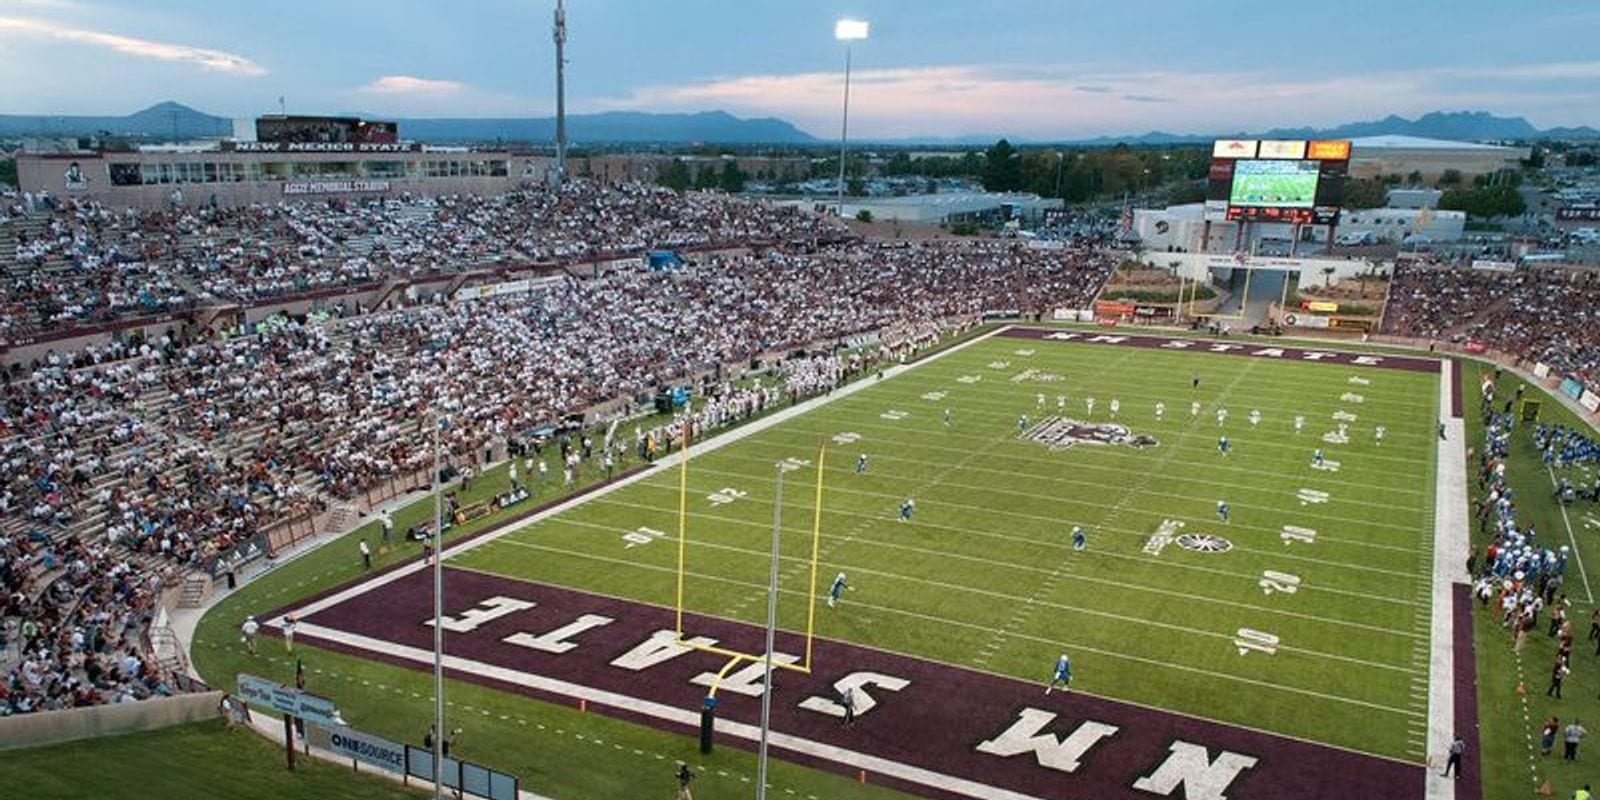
[308, 724, 407, 774]
[237, 674, 342, 727]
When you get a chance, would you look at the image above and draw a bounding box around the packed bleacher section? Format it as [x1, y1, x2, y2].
[1381, 263, 1600, 388]
[0, 184, 1116, 715]
[1, 181, 845, 340]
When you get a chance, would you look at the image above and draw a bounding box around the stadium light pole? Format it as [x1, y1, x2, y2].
[755, 462, 784, 800]
[432, 416, 446, 800]
[553, 0, 568, 184]
[834, 18, 869, 217]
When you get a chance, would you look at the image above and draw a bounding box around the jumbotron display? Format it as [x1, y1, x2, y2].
[1207, 139, 1350, 225]
[1228, 160, 1320, 208]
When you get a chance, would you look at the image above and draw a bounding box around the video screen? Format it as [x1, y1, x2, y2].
[1228, 159, 1320, 209]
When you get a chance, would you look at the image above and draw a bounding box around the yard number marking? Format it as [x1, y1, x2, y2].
[1258, 570, 1302, 596]
[1233, 628, 1279, 656]
[957, 375, 982, 384]
[778, 457, 812, 473]
[921, 391, 948, 402]
[1339, 392, 1365, 404]
[707, 487, 747, 506]
[1296, 488, 1330, 505]
[880, 409, 909, 421]
[832, 431, 863, 444]
[623, 526, 668, 548]
[1280, 525, 1317, 546]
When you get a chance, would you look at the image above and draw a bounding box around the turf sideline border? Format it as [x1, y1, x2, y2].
[268, 324, 1016, 628]
[1425, 357, 1473, 800]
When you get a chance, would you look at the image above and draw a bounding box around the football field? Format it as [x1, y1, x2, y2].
[454, 329, 1439, 752]
[283, 327, 1446, 798]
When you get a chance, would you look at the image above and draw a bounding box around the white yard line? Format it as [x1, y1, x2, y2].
[820, 387, 1435, 469]
[1545, 464, 1595, 603]
[908, 341, 1440, 412]
[593, 494, 1424, 580]
[1424, 359, 1466, 800]
[273, 326, 1011, 626]
[647, 458, 1427, 547]
[496, 538, 1419, 676]
[529, 514, 1417, 638]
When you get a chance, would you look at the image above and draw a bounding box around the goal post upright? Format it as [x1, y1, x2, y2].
[674, 423, 690, 637]
[803, 441, 826, 670]
[671, 438, 826, 678]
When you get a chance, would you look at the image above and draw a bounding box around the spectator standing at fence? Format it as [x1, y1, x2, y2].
[359, 538, 372, 570]
[283, 615, 297, 653]
[381, 510, 394, 549]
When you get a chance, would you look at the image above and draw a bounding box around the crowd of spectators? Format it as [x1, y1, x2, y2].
[0, 183, 1115, 716]
[1382, 263, 1600, 388]
[1, 526, 167, 715]
[2, 182, 846, 339]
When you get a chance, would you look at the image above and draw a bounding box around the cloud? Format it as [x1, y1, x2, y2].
[593, 61, 1600, 139]
[0, 16, 264, 75]
[360, 75, 468, 94]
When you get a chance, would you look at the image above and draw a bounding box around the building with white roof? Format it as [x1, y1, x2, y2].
[1348, 135, 1528, 181]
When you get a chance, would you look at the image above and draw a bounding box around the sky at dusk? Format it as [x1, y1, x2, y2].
[1, 0, 1597, 139]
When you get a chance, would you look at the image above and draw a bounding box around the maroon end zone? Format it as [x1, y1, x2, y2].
[1000, 327, 1442, 373]
[291, 567, 1421, 800]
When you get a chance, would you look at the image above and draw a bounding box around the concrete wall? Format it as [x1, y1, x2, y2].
[17, 151, 545, 210]
[0, 691, 222, 750]
[1138, 252, 1386, 286]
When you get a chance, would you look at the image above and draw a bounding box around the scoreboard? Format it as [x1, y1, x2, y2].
[1207, 139, 1350, 226]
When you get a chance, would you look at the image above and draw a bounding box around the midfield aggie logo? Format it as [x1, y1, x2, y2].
[1023, 416, 1158, 451]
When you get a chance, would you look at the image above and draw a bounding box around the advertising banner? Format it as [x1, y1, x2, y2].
[1471, 259, 1517, 272]
[1582, 390, 1600, 413]
[1534, 363, 1551, 379]
[284, 180, 391, 195]
[308, 724, 406, 774]
[1463, 341, 1488, 354]
[206, 533, 269, 579]
[1257, 140, 1307, 159]
[237, 674, 342, 727]
[1561, 377, 1584, 400]
[1307, 140, 1352, 160]
[1211, 139, 1258, 159]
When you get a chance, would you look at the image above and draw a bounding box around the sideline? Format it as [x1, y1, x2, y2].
[1424, 359, 1472, 800]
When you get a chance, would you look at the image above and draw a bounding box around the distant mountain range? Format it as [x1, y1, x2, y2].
[1029, 111, 1599, 147]
[0, 103, 1592, 147]
[0, 101, 817, 145]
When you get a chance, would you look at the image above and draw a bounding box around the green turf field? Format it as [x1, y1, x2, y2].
[0, 720, 425, 800]
[448, 330, 1441, 760]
